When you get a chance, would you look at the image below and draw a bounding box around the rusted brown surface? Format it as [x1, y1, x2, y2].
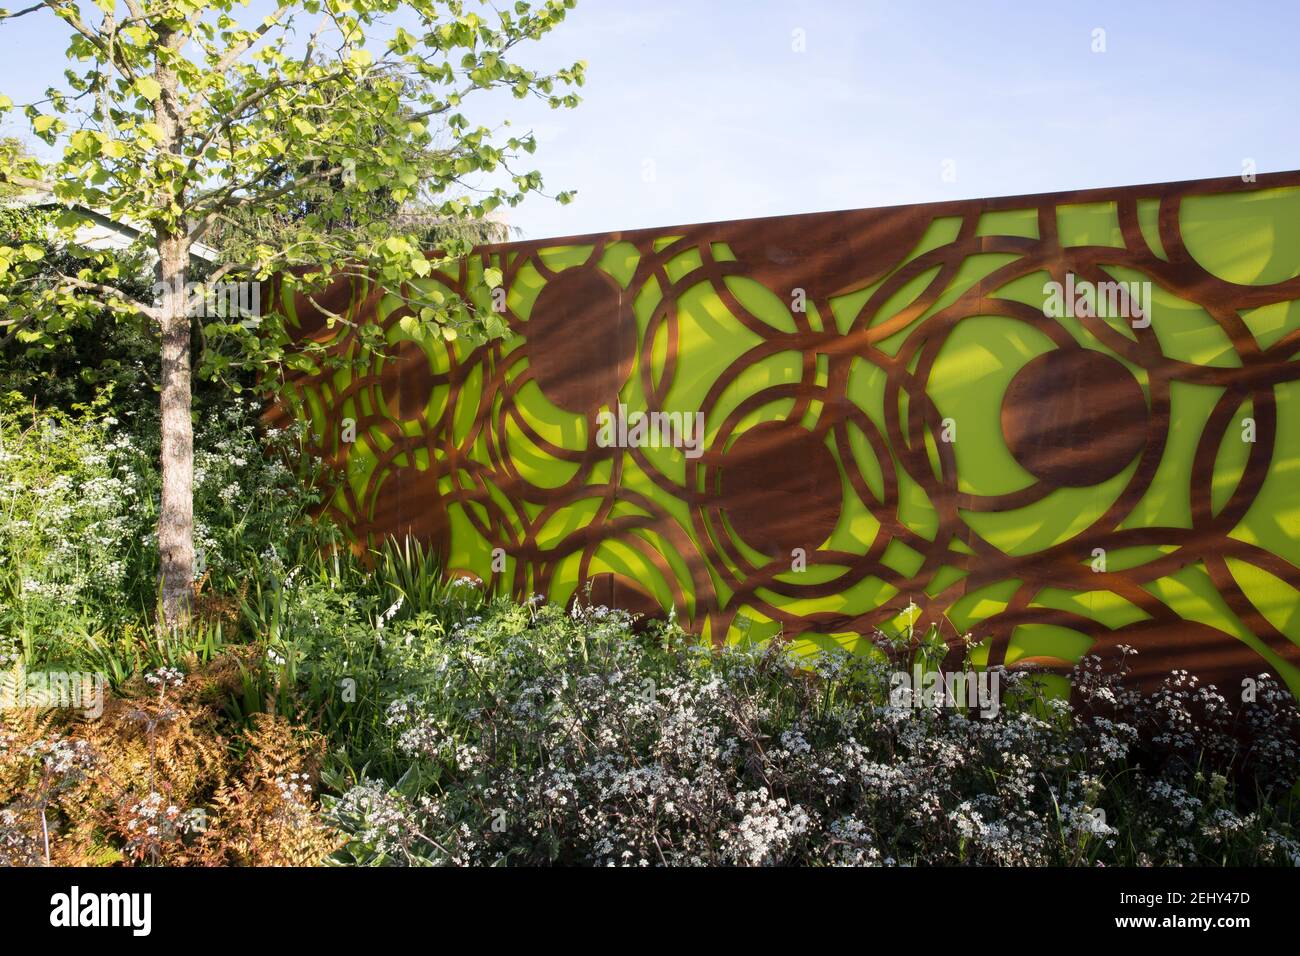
[526, 262, 636, 414]
[270, 169, 1300, 699]
[1001, 348, 1150, 487]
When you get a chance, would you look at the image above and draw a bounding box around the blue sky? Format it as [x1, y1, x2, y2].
[3, 0, 1299, 240]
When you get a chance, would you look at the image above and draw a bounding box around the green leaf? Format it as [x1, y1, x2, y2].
[134, 76, 161, 101]
[398, 314, 421, 339]
[53, 209, 83, 229]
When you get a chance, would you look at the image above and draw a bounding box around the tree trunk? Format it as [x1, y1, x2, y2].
[155, 26, 192, 630]
[158, 236, 193, 628]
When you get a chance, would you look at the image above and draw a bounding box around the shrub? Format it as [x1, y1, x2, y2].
[321, 601, 1300, 867]
[0, 394, 147, 652]
[237, 537, 487, 779]
[0, 391, 337, 678]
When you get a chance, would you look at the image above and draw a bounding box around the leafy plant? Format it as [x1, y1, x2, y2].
[0, 390, 336, 681]
[316, 602, 1300, 867]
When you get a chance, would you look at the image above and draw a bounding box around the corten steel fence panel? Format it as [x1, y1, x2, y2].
[268, 170, 1300, 698]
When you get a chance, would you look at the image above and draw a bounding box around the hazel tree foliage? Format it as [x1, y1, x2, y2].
[0, 0, 585, 625]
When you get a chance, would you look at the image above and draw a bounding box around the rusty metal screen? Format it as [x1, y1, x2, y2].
[271, 170, 1300, 698]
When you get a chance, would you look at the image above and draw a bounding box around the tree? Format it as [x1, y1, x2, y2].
[0, 0, 585, 627]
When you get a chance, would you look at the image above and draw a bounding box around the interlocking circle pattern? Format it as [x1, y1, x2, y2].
[270, 172, 1300, 698]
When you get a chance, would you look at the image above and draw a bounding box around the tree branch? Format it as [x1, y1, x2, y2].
[0, 2, 45, 21]
[41, 0, 138, 80]
[180, 2, 294, 125]
[53, 273, 157, 320]
[186, 163, 345, 245]
[0, 171, 56, 192]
